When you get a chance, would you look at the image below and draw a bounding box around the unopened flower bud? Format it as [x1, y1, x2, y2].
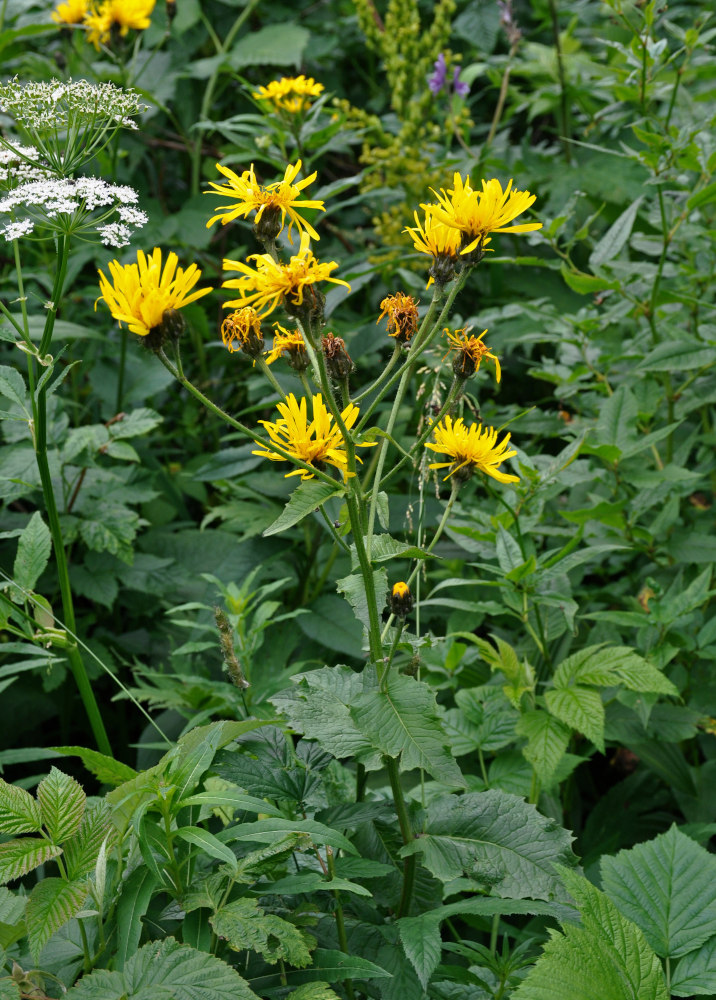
[388, 581, 413, 618]
[254, 204, 282, 244]
[430, 253, 457, 287]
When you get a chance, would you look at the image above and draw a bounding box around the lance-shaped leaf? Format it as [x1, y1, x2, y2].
[350, 675, 465, 786]
[264, 480, 344, 536]
[36, 767, 86, 843]
[210, 898, 312, 966]
[401, 790, 578, 900]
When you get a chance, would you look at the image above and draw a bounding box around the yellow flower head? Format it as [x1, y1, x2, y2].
[426, 175, 542, 255]
[253, 76, 325, 114]
[404, 208, 471, 286]
[265, 323, 307, 367]
[51, 0, 89, 25]
[96, 248, 212, 337]
[221, 307, 264, 356]
[253, 393, 374, 480]
[377, 292, 420, 344]
[426, 415, 519, 484]
[445, 327, 501, 382]
[206, 160, 324, 244]
[222, 231, 350, 319]
[85, 0, 154, 47]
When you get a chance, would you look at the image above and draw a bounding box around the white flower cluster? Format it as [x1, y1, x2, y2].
[0, 145, 52, 187]
[0, 177, 148, 247]
[0, 77, 146, 132]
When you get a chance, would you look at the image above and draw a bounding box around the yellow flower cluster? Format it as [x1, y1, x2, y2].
[253, 76, 324, 114]
[52, 0, 155, 48]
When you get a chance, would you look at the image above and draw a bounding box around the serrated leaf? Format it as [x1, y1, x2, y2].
[13, 512, 51, 594]
[26, 876, 87, 961]
[0, 885, 27, 924]
[397, 915, 442, 989]
[336, 569, 387, 639]
[589, 196, 643, 268]
[516, 710, 571, 787]
[350, 675, 465, 786]
[109, 408, 163, 440]
[264, 480, 344, 536]
[286, 985, 339, 1000]
[637, 342, 716, 372]
[553, 645, 677, 697]
[0, 980, 20, 1000]
[62, 801, 114, 880]
[671, 937, 716, 996]
[36, 767, 86, 843]
[368, 534, 432, 562]
[52, 745, 138, 786]
[210, 898, 312, 966]
[66, 937, 259, 1000]
[404, 790, 578, 899]
[0, 365, 28, 409]
[0, 778, 42, 835]
[512, 868, 668, 1000]
[601, 825, 716, 959]
[545, 685, 605, 752]
[0, 838, 62, 884]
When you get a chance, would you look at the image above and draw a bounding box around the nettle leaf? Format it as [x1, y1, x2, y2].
[286, 984, 339, 1000]
[0, 777, 43, 835]
[0, 885, 27, 925]
[553, 645, 677, 696]
[350, 675, 465, 786]
[397, 915, 443, 989]
[0, 979, 20, 1000]
[62, 801, 114, 880]
[545, 685, 605, 753]
[271, 665, 382, 768]
[671, 937, 716, 996]
[0, 365, 28, 410]
[513, 869, 667, 1000]
[109, 408, 163, 440]
[36, 767, 86, 843]
[12, 512, 51, 594]
[402, 790, 578, 901]
[454, 686, 520, 752]
[26, 876, 87, 961]
[66, 937, 259, 1000]
[52, 745, 138, 786]
[601, 825, 716, 959]
[264, 480, 344, 536]
[210, 898, 312, 966]
[0, 838, 62, 884]
[516, 710, 571, 788]
[368, 534, 432, 563]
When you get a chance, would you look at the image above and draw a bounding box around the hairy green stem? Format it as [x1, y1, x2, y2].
[325, 848, 356, 1000]
[379, 618, 405, 694]
[384, 755, 415, 918]
[547, 0, 572, 161]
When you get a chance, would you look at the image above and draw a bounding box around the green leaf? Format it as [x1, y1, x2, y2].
[165, 720, 269, 801]
[0, 885, 27, 924]
[66, 937, 259, 1000]
[402, 790, 578, 900]
[368, 534, 432, 562]
[52, 746, 138, 786]
[36, 767, 86, 843]
[0, 778, 42, 835]
[671, 937, 716, 996]
[179, 790, 285, 818]
[637, 342, 716, 372]
[516, 710, 571, 787]
[454, 686, 520, 752]
[559, 264, 620, 294]
[589, 196, 643, 268]
[175, 827, 238, 867]
[0, 980, 20, 1000]
[115, 867, 160, 972]
[229, 23, 310, 69]
[286, 985, 339, 1000]
[687, 180, 716, 210]
[264, 872, 372, 897]
[0, 838, 62, 884]
[297, 594, 363, 658]
[512, 868, 668, 1000]
[546, 685, 605, 752]
[264, 480, 344, 536]
[272, 665, 381, 767]
[25, 876, 87, 961]
[553, 645, 677, 697]
[601, 825, 716, 959]
[0, 365, 28, 409]
[397, 915, 443, 989]
[336, 569, 387, 639]
[350, 675, 465, 786]
[109, 407, 163, 440]
[210, 898, 312, 966]
[62, 801, 114, 880]
[221, 817, 358, 855]
[268, 948, 391, 985]
[12, 512, 51, 594]
[595, 384, 637, 452]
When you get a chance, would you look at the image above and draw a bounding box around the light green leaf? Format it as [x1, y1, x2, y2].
[589, 197, 643, 268]
[601, 825, 716, 959]
[264, 480, 344, 536]
[178, 790, 284, 818]
[595, 384, 636, 452]
[221, 817, 357, 856]
[336, 569, 388, 639]
[36, 767, 86, 843]
[210, 898, 312, 966]
[52, 746, 138, 786]
[278, 948, 391, 984]
[264, 872, 372, 897]
[516, 710, 571, 787]
[0, 979, 20, 999]
[12, 512, 51, 594]
[175, 827, 237, 867]
[229, 23, 310, 69]
[0, 365, 28, 409]
[368, 534, 432, 562]
[109, 408, 163, 440]
[286, 985, 339, 1000]
[545, 685, 605, 752]
[0, 778, 42, 835]
[637, 342, 716, 372]
[0, 838, 62, 884]
[512, 868, 668, 1000]
[0, 885, 27, 924]
[26, 876, 87, 961]
[350, 675, 465, 786]
[671, 937, 716, 996]
[66, 937, 259, 1000]
[397, 915, 442, 989]
[402, 790, 578, 900]
[62, 801, 114, 880]
[115, 867, 160, 972]
[553, 645, 677, 697]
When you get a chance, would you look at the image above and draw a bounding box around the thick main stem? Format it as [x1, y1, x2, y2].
[385, 755, 416, 918]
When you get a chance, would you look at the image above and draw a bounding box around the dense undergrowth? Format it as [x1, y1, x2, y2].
[0, 0, 715, 997]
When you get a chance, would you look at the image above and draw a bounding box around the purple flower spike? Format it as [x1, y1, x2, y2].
[452, 67, 470, 98]
[428, 53, 447, 95]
